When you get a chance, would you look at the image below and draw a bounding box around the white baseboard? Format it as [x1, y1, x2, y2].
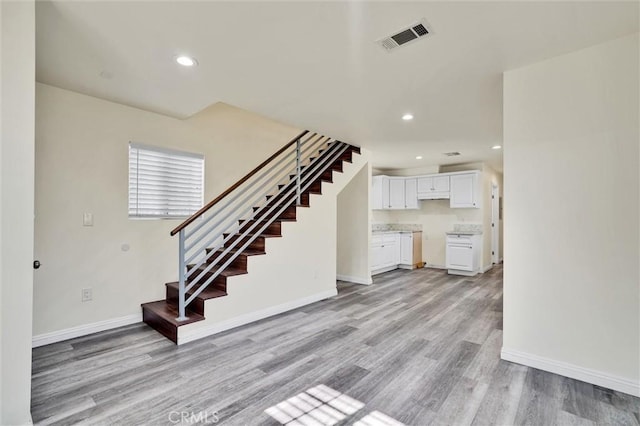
[501, 347, 640, 397]
[32, 313, 142, 348]
[482, 264, 494, 273]
[425, 264, 447, 270]
[371, 265, 398, 276]
[178, 289, 338, 345]
[337, 274, 373, 285]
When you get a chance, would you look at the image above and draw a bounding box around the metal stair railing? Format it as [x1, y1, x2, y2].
[170, 130, 353, 320]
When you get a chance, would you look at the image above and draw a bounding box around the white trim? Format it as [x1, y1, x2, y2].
[178, 289, 338, 345]
[32, 313, 142, 348]
[482, 264, 494, 273]
[426, 264, 447, 270]
[501, 347, 640, 397]
[337, 274, 373, 285]
[371, 265, 398, 276]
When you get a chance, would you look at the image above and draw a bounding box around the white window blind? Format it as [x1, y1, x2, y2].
[128, 142, 204, 218]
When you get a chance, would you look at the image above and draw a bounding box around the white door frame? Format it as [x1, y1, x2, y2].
[491, 184, 500, 264]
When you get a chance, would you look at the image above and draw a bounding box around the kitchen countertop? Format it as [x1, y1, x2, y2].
[372, 223, 422, 233]
[373, 230, 419, 234]
[446, 230, 483, 235]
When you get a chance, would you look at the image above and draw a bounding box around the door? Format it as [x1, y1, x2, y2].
[417, 177, 433, 193]
[450, 173, 477, 208]
[400, 233, 413, 264]
[433, 175, 450, 192]
[388, 178, 405, 209]
[446, 244, 474, 271]
[491, 184, 500, 264]
[404, 178, 418, 209]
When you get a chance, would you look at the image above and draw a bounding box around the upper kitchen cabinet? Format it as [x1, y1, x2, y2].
[372, 176, 418, 210]
[450, 172, 481, 208]
[372, 175, 386, 210]
[388, 178, 405, 209]
[417, 175, 450, 199]
[404, 178, 418, 209]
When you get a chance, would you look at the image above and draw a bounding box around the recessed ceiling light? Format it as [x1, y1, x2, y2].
[415, 156, 423, 160]
[402, 113, 414, 121]
[492, 145, 502, 150]
[176, 55, 197, 67]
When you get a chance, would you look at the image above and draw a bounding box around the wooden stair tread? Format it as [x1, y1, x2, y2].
[211, 247, 266, 256]
[165, 282, 227, 300]
[141, 300, 204, 326]
[187, 264, 248, 277]
[224, 232, 282, 239]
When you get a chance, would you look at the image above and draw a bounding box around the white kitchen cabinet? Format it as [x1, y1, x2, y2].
[372, 176, 384, 210]
[404, 178, 418, 209]
[388, 178, 405, 209]
[371, 233, 400, 273]
[372, 232, 423, 274]
[382, 234, 400, 265]
[446, 234, 481, 275]
[399, 233, 413, 265]
[372, 176, 418, 210]
[450, 172, 480, 208]
[417, 175, 450, 199]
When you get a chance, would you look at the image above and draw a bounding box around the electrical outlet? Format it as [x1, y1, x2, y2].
[81, 288, 92, 302]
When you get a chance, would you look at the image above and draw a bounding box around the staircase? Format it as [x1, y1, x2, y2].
[141, 130, 361, 343]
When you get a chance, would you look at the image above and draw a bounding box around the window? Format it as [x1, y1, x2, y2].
[128, 142, 204, 218]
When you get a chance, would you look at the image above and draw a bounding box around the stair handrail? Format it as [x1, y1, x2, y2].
[170, 129, 309, 236]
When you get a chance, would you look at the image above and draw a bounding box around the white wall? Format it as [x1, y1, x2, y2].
[503, 33, 639, 396]
[337, 162, 372, 284]
[0, 1, 36, 424]
[34, 84, 302, 338]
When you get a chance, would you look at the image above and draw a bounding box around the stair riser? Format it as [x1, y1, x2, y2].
[239, 220, 281, 235]
[166, 286, 206, 316]
[267, 192, 310, 207]
[204, 249, 248, 271]
[253, 204, 296, 220]
[224, 235, 266, 251]
[142, 308, 178, 343]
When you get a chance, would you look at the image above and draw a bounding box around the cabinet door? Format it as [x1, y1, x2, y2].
[433, 176, 450, 192]
[400, 234, 413, 265]
[417, 177, 433, 193]
[446, 245, 474, 271]
[404, 178, 418, 209]
[371, 244, 384, 270]
[450, 173, 478, 208]
[388, 179, 405, 209]
[382, 177, 390, 209]
[372, 176, 383, 210]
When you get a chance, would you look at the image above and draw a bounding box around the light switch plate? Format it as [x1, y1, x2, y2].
[83, 212, 93, 226]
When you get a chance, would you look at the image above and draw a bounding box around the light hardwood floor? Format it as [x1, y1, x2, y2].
[31, 265, 640, 425]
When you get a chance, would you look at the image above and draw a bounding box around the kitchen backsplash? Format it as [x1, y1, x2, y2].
[372, 223, 423, 232]
[453, 223, 483, 233]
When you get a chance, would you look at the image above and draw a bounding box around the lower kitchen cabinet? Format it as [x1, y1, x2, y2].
[371, 232, 423, 275]
[445, 233, 481, 276]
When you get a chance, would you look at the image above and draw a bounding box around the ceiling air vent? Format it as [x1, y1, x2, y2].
[444, 152, 461, 157]
[377, 20, 432, 52]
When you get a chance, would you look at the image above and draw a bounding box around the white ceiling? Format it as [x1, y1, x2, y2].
[36, 1, 639, 171]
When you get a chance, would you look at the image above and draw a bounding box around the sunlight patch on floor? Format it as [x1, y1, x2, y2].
[264, 384, 405, 426]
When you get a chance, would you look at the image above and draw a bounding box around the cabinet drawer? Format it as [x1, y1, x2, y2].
[382, 234, 398, 244]
[446, 235, 473, 244]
